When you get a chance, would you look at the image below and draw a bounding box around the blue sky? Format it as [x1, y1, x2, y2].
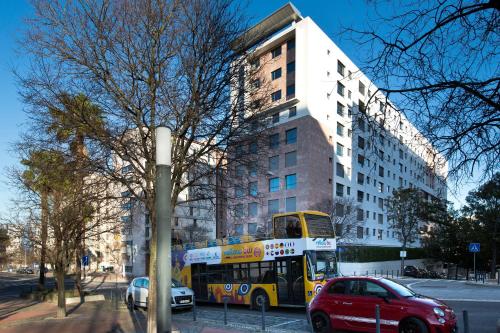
[0, 1, 480, 217]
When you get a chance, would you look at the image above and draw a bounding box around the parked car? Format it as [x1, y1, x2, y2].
[126, 277, 194, 310]
[403, 265, 420, 278]
[307, 276, 457, 333]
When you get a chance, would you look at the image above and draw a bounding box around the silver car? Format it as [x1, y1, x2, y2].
[126, 277, 194, 310]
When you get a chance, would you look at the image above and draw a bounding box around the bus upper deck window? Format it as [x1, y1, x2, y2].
[285, 215, 301, 238]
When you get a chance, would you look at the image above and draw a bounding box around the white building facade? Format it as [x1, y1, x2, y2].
[227, 4, 447, 247]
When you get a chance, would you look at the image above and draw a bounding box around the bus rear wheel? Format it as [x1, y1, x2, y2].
[251, 289, 269, 311]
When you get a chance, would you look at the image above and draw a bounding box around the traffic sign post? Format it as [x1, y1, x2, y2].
[468, 243, 480, 280]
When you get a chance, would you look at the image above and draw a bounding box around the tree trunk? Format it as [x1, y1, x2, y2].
[56, 268, 66, 318]
[75, 250, 83, 303]
[38, 191, 48, 290]
[401, 244, 406, 276]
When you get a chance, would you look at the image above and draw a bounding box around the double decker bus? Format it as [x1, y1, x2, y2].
[171, 211, 337, 309]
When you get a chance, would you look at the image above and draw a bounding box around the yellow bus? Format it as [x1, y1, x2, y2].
[171, 211, 338, 310]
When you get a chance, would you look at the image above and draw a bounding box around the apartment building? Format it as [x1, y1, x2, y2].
[227, 4, 447, 247]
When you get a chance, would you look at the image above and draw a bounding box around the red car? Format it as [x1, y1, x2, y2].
[307, 276, 457, 333]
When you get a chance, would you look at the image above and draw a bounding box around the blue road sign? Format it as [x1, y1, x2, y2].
[469, 243, 480, 253]
[82, 255, 89, 266]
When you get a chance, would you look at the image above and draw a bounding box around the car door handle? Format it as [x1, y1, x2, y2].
[342, 302, 352, 305]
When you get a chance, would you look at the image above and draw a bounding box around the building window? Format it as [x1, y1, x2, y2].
[249, 181, 258, 196]
[235, 186, 245, 198]
[285, 174, 297, 190]
[251, 79, 261, 89]
[379, 166, 384, 177]
[269, 155, 279, 171]
[357, 172, 364, 185]
[271, 90, 282, 102]
[378, 214, 384, 224]
[336, 163, 345, 178]
[236, 165, 245, 177]
[358, 118, 366, 131]
[347, 186, 351, 195]
[285, 197, 296, 212]
[378, 197, 384, 209]
[357, 208, 364, 221]
[348, 90, 352, 99]
[269, 177, 280, 192]
[286, 128, 297, 144]
[359, 81, 365, 95]
[337, 102, 345, 116]
[289, 106, 297, 118]
[234, 204, 244, 217]
[248, 223, 257, 234]
[336, 183, 344, 197]
[347, 148, 351, 156]
[271, 68, 282, 80]
[286, 84, 295, 97]
[378, 182, 384, 193]
[337, 122, 344, 136]
[357, 190, 364, 203]
[358, 136, 365, 150]
[250, 58, 260, 69]
[272, 112, 280, 123]
[285, 151, 297, 167]
[235, 224, 243, 235]
[248, 202, 258, 217]
[337, 60, 345, 76]
[337, 81, 345, 96]
[357, 226, 363, 239]
[269, 133, 279, 149]
[357, 154, 365, 167]
[336, 143, 344, 156]
[271, 46, 282, 58]
[287, 39, 295, 50]
[287, 61, 295, 73]
[378, 229, 383, 240]
[268, 199, 279, 215]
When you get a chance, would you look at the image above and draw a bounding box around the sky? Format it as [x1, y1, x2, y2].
[0, 0, 482, 218]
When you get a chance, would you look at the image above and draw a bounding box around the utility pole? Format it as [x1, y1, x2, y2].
[156, 127, 172, 333]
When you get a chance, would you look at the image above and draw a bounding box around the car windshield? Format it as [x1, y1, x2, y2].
[304, 214, 335, 238]
[172, 279, 184, 288]
[382, 278, 416, 297]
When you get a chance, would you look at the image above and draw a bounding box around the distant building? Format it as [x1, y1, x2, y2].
[226, 4, 447, 247]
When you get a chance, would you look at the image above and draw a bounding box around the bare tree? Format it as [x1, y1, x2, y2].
[312, 197, 364, 245]
[17, 1, 271, 331]
[345, 0, 500, 183]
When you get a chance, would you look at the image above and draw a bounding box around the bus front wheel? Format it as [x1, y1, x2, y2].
[251, 289, 269, 311]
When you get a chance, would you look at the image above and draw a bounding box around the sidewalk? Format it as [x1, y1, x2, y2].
[0, 299, 262, 333]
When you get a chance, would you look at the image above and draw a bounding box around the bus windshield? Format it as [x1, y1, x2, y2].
[304, 214, 335, 238]
[306, 251, 337, 280]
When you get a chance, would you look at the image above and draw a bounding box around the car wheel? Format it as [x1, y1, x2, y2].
[311, 312, 332, 333]
[251, 289, 269, 311]
[399, 317, 428, 333]
[127, 296, 136, 310]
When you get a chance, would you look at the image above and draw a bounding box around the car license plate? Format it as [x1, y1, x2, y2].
[180, 300, 189, 304]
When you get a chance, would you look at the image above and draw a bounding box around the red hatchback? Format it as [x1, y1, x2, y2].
[307, 276, 457, 333]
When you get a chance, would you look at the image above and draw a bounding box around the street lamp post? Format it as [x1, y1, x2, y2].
[156, 127, 172, 333]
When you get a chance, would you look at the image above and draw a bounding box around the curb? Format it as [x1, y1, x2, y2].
[464, 282, 500, 288]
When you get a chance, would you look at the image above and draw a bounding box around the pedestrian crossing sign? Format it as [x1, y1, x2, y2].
[468, 243, 480, 253]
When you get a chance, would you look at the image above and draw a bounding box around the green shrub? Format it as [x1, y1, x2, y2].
[338, 246, 426, 262]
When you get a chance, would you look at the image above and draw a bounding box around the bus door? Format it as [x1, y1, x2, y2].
[191, 263, 208, 300]
[275, 256, 305, 305]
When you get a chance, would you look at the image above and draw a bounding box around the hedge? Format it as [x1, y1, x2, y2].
[337, 246, 427, 262]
